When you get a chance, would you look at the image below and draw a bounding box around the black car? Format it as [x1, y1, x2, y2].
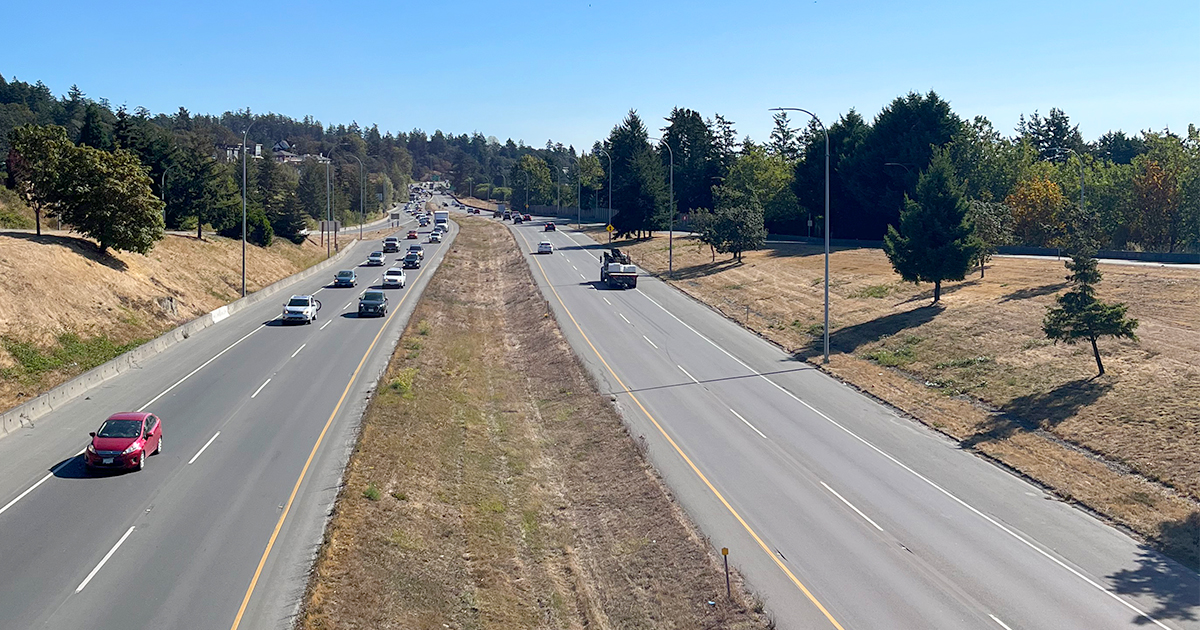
[358, 290, 388, 317]
[402, 253, 421, 269]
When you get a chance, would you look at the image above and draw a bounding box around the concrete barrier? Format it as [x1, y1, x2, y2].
[0, 240, 363, 439]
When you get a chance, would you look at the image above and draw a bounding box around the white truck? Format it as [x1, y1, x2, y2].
[433, 210, 449, 228]
[600, 249, 638, 289]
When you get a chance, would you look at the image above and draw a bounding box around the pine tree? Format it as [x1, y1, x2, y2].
[1043, 254, 1138, 376]
[78, 103, 112, 151]
[883, 150, 978, 303]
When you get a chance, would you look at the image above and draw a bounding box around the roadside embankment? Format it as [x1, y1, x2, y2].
[299, 217, 770, 629]
[0, 228, 392, 418]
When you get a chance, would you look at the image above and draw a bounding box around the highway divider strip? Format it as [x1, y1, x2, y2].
[512, 229, 846, 630]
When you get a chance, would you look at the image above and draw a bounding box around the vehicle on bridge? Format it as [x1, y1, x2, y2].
[600, 249, 638, 289]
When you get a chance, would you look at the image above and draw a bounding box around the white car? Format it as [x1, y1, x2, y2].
[367, 251, 386, 266]
[282, 295, 321, 324]
[429, 232, 442, 243]
[382, 267, 407, 288]
[538, 241, 553, 254]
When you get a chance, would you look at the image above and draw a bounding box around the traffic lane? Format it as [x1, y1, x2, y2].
[520, 236, 991, 627]
[0, 227, 408, 508]
[549, 223, 1198, 626]
[0, 232, 417, 628]
[515, 226, 1184, 629]
[26, 231, 448, 630]
[622, 268, 1198, 627]
[52, 305, 390, 630]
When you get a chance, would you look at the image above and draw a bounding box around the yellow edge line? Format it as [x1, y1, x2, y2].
[516, 230, 845, 630]
[229, 245, 429, 630]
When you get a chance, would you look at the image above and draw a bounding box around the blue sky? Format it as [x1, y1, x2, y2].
[7, 0, 1198, 150]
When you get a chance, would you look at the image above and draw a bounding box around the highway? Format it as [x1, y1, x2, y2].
[0, 209, 452, 629]
[501, 213, 1199, 630]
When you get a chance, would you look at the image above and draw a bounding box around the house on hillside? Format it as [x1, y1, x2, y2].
[217, 143, 262, 162]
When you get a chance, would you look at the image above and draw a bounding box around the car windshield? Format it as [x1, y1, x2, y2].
[363, 292, 385, 301]
[96, 419, 142, 438]
[371, 251, 383, 257]
[337, 271, 354, 278]
[288, 298, 310, 307]
[386, 269, 402, 275]
[406, 253, 418, 260]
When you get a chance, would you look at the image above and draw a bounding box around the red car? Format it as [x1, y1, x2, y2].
[523, 214, 532, 221]
[86, 412, 163, 471]
[407, 230, 418, 239]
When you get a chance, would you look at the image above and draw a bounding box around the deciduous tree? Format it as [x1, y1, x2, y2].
[56, 146, 164, 253]
[6, 124, 73, 234]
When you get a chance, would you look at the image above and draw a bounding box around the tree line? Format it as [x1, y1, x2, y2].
[0, 74, 573, 253]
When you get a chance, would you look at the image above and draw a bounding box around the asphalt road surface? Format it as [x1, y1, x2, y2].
[501, 214, 1199, 630]
[0, 211, 451, 629]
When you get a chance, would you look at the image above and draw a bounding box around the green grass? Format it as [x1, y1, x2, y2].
[863, 335, 923, 367]
[851, 284, 894, 299]
[388, 367, 420, 398]
[417, 320, 432, 336]
[1, 333, 145, 381]
[363, 482, 382, 501]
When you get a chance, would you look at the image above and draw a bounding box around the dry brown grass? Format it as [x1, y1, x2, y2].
[298, 218, 769, 629]
[0, 231, 331, 410]
[592, 230, 1200, 569]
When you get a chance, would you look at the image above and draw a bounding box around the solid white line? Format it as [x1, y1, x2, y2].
[319, 320, 332, 330]
[729, 408, 768, 439]
[602, 297, 611, 305]
[643, 335, 658, 349]
[137, 324, 267, 412]
[75, 526, 135, 593]
[677, 365, 699, 384]
[290, 343, 306, 358]
[821, 481, 885, 532]
[632, 288, 1170, 628]
[188, 431, 221, 465]
[619, 313, 631, 324]
[250, 379, 271, 399]
[0, 473, 53, 518]
[989, 614, 1015, 630]
[0, 450, 83, 518]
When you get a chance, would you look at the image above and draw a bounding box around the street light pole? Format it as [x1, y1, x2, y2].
[772, 107, 829, 363]
[649, 138, 674, 278]
[241, 120, 256, 297]
[597, 148, 613, 243]
[522, 170, 530, 211]
[348, 154, 365, 241]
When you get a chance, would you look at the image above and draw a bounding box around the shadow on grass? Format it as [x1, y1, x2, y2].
[999, 282, 1069, 302]
[1107, 512, 1200, 621]
[961, 378, 1113, 449]
[668, 258, 742, 280]
[793, 304, 943, 360]
[1, 232, 127, 271]
[897, 278, 981, 305]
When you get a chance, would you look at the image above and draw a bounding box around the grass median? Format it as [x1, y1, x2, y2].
[299, 218, 770, 629]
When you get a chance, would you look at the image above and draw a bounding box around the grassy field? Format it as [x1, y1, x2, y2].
[299, 218, 770, 629]
[0, 228, 394, 414]
[588, 229, 1199, 569]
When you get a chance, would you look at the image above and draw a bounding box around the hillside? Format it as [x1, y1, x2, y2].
[0, 231, 332, 412]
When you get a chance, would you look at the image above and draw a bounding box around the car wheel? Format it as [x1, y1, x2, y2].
[154, 435, 163, 455]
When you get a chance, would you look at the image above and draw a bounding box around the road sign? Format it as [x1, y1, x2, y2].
[606, 224, 615, 232]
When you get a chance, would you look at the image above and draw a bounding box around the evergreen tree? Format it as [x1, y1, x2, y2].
[1043, 254, 1139, 375]
[966, 200, 1013, 277]
[768, 111, 800, 162]
[883, 151, 978, 303]
[78, 103, 112, 151]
